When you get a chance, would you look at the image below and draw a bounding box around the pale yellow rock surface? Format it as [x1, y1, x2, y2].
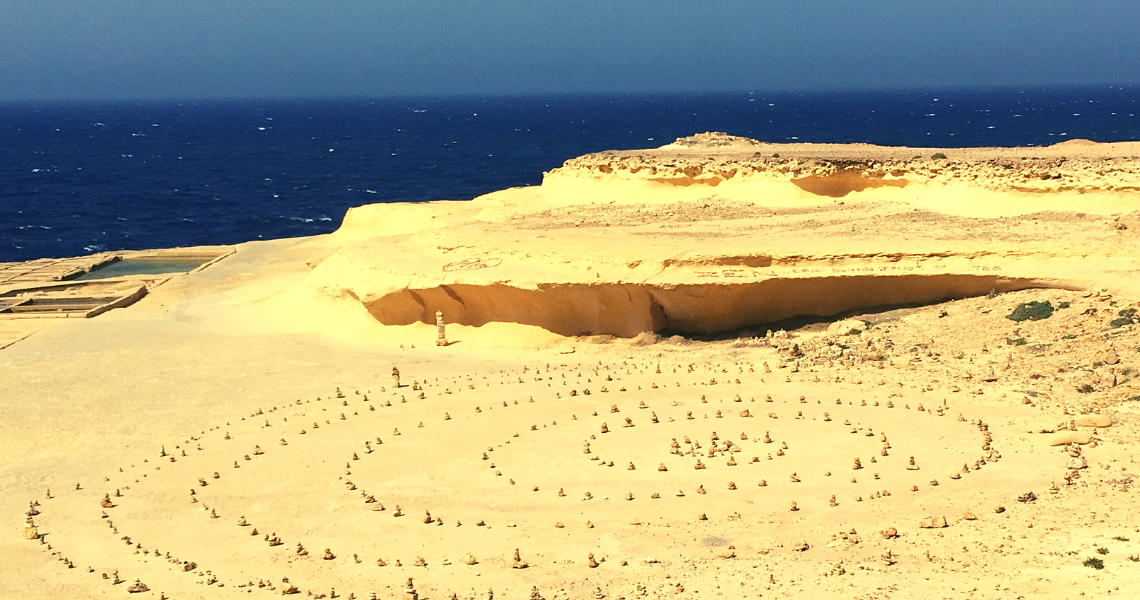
[1048, 431, 1096, 446]
[1075, 414, 1114, 428]
[2, 135, 1140, 600]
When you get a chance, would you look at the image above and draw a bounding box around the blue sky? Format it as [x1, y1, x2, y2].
[2, 0, 1138, 100]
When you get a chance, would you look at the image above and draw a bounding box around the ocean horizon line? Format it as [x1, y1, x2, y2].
[2, 82, 1139, 107]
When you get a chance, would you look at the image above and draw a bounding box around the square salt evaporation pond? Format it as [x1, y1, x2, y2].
[73, 258, 212, 280]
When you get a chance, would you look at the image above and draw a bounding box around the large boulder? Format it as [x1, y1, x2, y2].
[828, 319, 869, 336]
[1074, 414, 1113, 428]
[1048, 430, 1094, 446]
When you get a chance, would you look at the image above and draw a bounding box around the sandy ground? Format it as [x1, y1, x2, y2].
[4, 135, 1140, 599]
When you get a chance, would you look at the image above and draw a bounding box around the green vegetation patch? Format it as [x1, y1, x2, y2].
[1084, 557, 1105, 569]
[1110, 308, 1137, 329]
[1007, 301, 1055, 322]
[1006, 337, 1028, 346]
[932, 152, 948, 160]
[1058, 301, 1071, 309]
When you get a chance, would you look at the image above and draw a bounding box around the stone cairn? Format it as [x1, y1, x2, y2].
[436, 310, 448, 347]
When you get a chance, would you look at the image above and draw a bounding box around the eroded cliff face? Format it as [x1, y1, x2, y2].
[298, 134, 1140, 338]
[361, 275, 1056, 338]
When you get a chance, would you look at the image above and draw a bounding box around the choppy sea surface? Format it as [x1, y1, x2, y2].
[2, 87, 1138, 262]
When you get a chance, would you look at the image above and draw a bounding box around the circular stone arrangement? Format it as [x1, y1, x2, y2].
[26, 359, 1005, 599]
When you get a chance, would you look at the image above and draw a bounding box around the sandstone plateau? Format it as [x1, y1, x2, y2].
[2, 133, 1140, 599]
[313, 132, 1140, 339]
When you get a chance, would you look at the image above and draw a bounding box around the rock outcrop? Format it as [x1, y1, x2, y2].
[289, 135, 1140, 339]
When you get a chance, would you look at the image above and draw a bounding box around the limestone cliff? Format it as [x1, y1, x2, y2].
[299, 134, 1140, 338]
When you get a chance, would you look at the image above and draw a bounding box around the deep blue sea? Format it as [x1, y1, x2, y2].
[2, 87, 1138, 263]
